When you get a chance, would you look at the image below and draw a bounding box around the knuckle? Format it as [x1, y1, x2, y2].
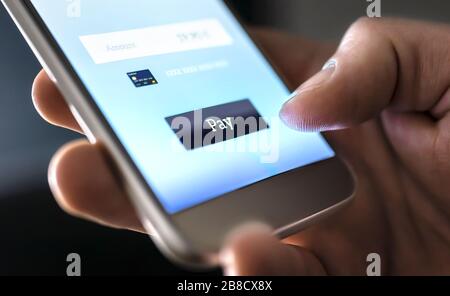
[349, 17, 380, 34]
[340, 17, 388, 51]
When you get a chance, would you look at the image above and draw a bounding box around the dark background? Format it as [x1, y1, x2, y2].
[0, 0, 449, 275]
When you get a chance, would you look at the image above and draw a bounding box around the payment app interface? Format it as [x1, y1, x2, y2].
[31, 0, 335, 214]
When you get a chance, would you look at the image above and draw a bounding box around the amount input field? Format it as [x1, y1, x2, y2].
[79, 19, 234, 64]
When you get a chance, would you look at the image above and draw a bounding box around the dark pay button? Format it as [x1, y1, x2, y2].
[166, 99, 269, 150]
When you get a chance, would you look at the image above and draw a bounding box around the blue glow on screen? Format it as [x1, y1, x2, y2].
[31, 0, 335, 214]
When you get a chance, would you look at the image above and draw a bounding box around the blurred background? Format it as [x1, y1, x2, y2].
[0, 0, 449, 275]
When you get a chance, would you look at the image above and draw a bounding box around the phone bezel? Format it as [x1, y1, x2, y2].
[3, 0, 355, 267]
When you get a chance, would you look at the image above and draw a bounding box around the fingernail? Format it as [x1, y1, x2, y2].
[219, 223, 274, 276]
[283, 90, 299, 105]
[280, 59, 337, 125]
[322, 59, 338, 70]
[225, 222, 274, 244]
[287, 59, 336, 99]
[220, 222, 273, 257]
[296, 58, 336, 95]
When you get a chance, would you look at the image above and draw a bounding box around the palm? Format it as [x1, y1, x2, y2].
[255, 29, 450, 275]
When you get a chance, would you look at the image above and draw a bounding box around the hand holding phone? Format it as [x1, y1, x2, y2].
[8, 0, 450, 275]
[4, 0, 354, 267]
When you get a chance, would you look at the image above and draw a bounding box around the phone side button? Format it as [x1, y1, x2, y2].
[69, 105, 97, 144]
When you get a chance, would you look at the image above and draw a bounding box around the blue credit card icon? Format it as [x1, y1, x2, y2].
[127, 69, 158, 87]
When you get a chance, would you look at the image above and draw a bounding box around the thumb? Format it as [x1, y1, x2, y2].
[280, 18, 450, 131]
[280, 18, 398, 131]
[219, 224, 326, 276]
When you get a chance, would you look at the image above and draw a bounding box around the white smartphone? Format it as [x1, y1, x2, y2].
[3, 0, 355, 267]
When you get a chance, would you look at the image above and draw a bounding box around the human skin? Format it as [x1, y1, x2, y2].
[32, 18, 450, 275]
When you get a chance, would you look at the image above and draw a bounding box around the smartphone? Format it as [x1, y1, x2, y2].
[3, 0, 355, 267]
